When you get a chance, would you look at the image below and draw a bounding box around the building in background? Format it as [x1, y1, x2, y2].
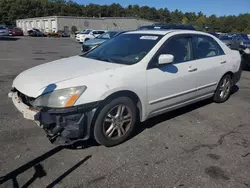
[16, 16, 155, 34]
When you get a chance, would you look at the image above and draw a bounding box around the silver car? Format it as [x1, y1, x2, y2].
[81, 30, 124, 52]
[0, 26, 8, 36]
[219, 34, 250, 50]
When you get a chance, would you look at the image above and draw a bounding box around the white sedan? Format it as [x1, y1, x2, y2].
[9, 30, 242, 146]
[76, 29, 106, 43]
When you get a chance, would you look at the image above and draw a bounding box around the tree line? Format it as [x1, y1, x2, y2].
[0, 0, 250, 33]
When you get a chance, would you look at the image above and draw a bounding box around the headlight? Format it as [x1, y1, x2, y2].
[33, 86, 87, 108]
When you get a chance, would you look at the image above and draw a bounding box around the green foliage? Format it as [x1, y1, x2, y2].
[182, 17, 188, 24]
[0, 0, 249, 33]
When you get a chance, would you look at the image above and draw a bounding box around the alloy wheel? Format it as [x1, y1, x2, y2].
[103, 105, 132, 139]
[219, 77, 231, 99]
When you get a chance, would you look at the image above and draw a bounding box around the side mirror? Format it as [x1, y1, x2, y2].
[158, 54, 174, 65]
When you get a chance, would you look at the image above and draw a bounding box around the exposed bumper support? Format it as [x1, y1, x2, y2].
[9, 92, 40, 123]
[9, 91, 99, 145]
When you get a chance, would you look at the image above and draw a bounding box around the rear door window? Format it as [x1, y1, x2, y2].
[193, 35, 225, 59]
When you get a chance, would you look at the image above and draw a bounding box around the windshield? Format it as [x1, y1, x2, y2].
[240, 34, 249, 40]
[219, 35, 231, 40]
[84, 34, 162, 65]
[0, 26, 6, 29]
[97, 31, 119, 39]
[81, 30, 91, 34]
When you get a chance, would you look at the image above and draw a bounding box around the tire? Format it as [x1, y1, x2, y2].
[93, 97, 137, 147]
[213, 74, 232, 103]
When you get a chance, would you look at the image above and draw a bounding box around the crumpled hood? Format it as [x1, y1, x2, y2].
[84, 38, 107, 46]
[13, 56, 124, 97]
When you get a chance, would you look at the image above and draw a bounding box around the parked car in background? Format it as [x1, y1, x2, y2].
[46, 30, 70, 37]
[220, 34, 250, 70]
[28, 28, 45, 37]
[219, 35, 233, 47]
[220, 34, 250, 50]
[138, 24, 196, 31]
[76, 29, 106, 43]
[6, 25, 15, 35]
[207, 32, 219, 38]
[74, 30, 81, 38]
[81, 30, 124, 52]
[11, 27, 24, 36]
[0, 26, 9, 36]
[9, 30, 241, 147]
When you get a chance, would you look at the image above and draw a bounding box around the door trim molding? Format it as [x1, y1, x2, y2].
[197, 82, 217, 91]
[149, 82, 217, 105]
[148, 92, 214, 118]
[149, 87, 197, 105]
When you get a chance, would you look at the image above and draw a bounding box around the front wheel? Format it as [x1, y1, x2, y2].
[213, 74, 232, 103]
[93, 97, 137, 147]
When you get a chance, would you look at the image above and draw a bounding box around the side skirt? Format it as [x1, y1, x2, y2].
[147, 93, 214, 119]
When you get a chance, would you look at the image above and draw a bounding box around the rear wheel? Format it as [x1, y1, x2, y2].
[93, 97, 136, 147]
[213, 74, 232, 103]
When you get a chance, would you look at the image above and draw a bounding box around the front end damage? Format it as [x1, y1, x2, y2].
[9, 89, 99, 145]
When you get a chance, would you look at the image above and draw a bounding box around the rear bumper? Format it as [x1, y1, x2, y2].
[9, 91, 99, 145]
[232, 63, 242, 85]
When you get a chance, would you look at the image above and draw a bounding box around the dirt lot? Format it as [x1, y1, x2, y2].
[0, 36, 250, 188]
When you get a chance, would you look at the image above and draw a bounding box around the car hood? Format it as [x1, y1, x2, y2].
[84, 38, 107, 45]
[13, 56, 125, 97]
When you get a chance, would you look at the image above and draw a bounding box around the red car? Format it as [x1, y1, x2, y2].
[11, 27, 24, 36]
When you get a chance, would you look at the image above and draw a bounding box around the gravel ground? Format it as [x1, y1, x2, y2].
[0, 36, 250, 188]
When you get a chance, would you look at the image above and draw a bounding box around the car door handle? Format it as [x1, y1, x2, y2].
[188, 68, 198, 72]
[220, 60, 227, 64]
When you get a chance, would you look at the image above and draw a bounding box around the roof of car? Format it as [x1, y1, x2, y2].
[126, 30, 211, 36]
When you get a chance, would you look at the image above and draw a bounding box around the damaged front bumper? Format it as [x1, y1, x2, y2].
[8, 91, 99, 145]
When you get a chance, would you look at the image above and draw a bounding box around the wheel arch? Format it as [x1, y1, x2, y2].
[224, 71, 234, 78]
[216, 71, 234, 87]
[100, 90, 143, 122]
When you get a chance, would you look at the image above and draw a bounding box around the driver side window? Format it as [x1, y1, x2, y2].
[156, 36, 194, 64]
